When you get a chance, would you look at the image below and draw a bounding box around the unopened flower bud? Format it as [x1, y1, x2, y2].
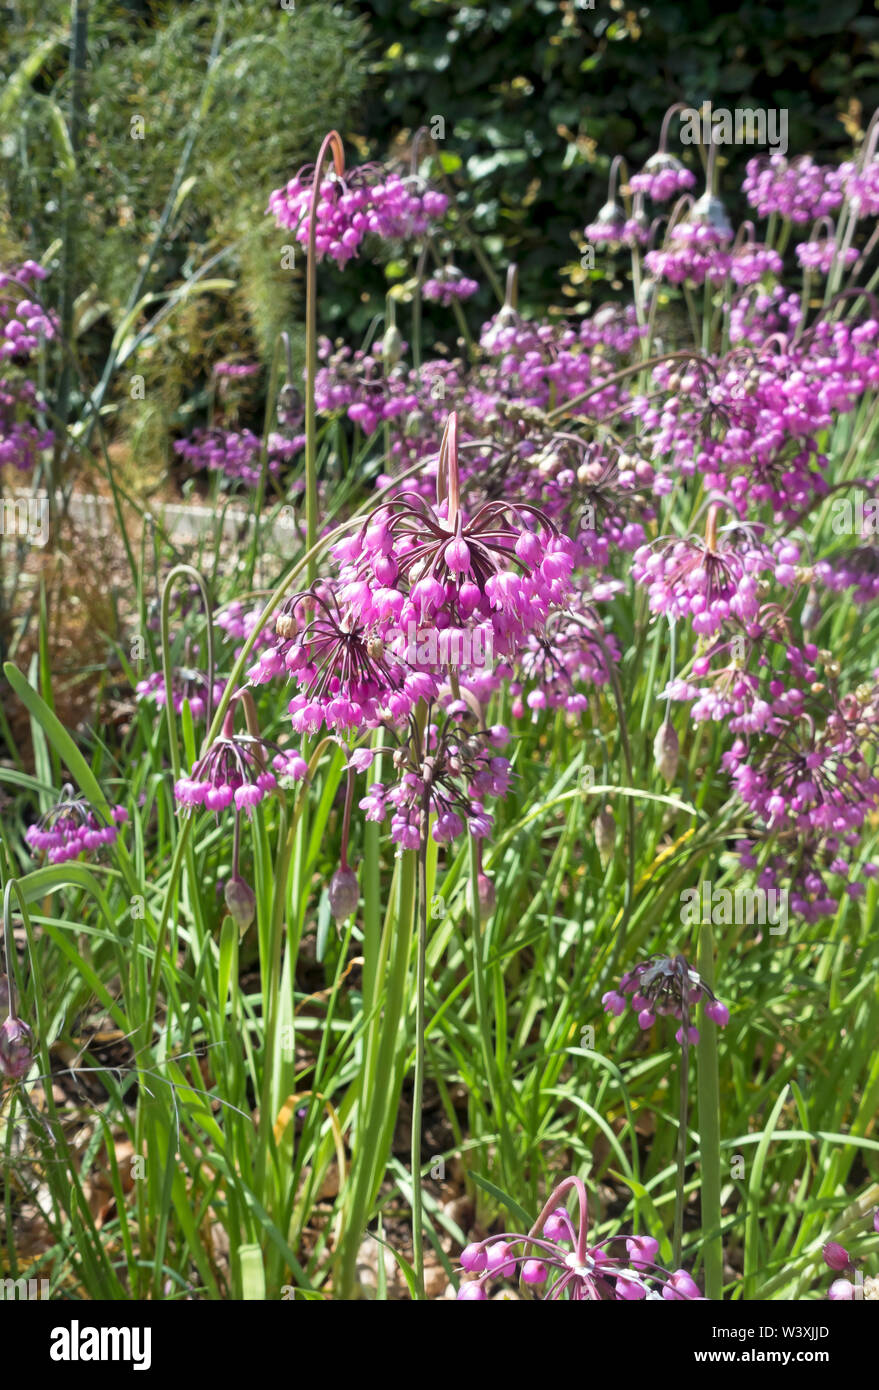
[224, 875, 256, 930]
[277, 383, 303, 428]
[460, 1242, 487, 1273]
[828, 1277, 854, 1300]
[0, 1016, 34, 1079]
[381, 324, 404, 364]
[456, 1281, 487, 1300]
[653, 721, 679, 785]
[822, 1242, 851, 1272]
[495, 304, 520, 331]
[469, 872, 496, 921]
[543, 1208, 570, 1241]
[594, 807, 616, 863]
[328, 866, 359, 921]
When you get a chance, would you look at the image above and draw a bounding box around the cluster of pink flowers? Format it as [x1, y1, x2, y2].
[0, 261, 55, 359]
[602, 954, 729, 1046]
[0, 379, 53, 471]
[742, 154, 844, 223]
[267, 166, 447, 266]
[511, 601, 618, 718]
[173, 427, 300, 486]
[135, 668, 226, 719]
[0, 262, 54, 472]
[823, 1208, 879, 1299]
[174, 712, 305, 814]
[216, 599, 278, 658]
[457, 1177, 703, 1300]
[629, 151, 696, 203]
[644, 197, 734, 286]
[26, 792, 128, 864]
[248, 582, 425, 734]
[585, 200, 650, 250]
[422, 267, 479, 304]
[796, 238, 858, 275]
[357, 712, 510, 849]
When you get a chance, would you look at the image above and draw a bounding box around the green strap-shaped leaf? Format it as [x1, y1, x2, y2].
[4, 662, 108, 812]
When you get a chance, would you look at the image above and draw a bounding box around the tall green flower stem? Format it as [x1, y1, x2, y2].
[337, 848, 417, 1298]
[304, 130, 345, 585]
[254, 736, 333, 1197]
[673, 1035, 689, 1269]
[53, 0, 89, 503]
[467, 832, 517, 1189]
[696, 919, 724, 1299]
[411, 798, 431, 1300]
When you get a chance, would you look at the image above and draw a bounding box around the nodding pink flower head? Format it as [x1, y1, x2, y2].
[25, 787, 127, 864]
[267, 137, 448, 267]
[357, 702, 511, 851]
[332, 412, 569, 666]
[611, 954, 728, 1044]
[174, 700, 297, 819]
[456, 1175, 703, 1301]
[251, 582, 420, 734]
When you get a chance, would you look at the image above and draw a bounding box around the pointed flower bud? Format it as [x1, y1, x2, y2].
[0, 1016, 34, 1079]
[381, 324, 404, 363]
[224, 875, 256, 931]
[469, 872, 496, 921]
[329, 866, 359, 921]
[653, 720, 679, 785]
[594, 807, 616, 863]
[822, 1242, 851, 1272]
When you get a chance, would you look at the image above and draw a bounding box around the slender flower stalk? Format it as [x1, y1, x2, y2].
[305, 131, 346, 584]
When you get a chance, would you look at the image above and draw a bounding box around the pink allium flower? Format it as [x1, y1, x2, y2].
[423, 267, 479, 305]
[611, 954, 729, 1046]
[456, 1176, 703, 1301]
[25, 789, 127, 864]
